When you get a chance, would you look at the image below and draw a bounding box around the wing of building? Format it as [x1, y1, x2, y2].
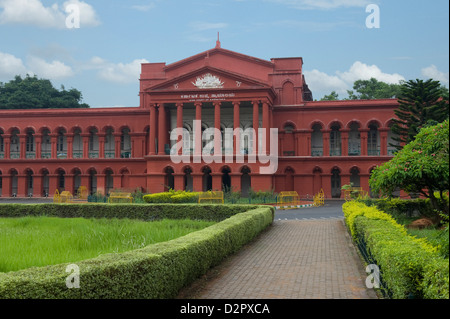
[0, 44, 399, 199]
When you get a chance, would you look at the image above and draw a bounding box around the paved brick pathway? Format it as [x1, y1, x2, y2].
[179, 219, 377, 299]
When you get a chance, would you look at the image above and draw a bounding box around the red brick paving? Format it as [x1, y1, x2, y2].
[187, 219, 377, 299]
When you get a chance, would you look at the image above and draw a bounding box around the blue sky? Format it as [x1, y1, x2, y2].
[0, 0, 448, 107]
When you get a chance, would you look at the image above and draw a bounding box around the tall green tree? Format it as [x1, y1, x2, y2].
[347, 78, 402, 100]
[390, 79, 449, 149]
[0, 74, 90, 109]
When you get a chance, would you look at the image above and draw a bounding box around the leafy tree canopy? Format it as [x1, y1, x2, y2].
[347, 78, 403, 100]
[320, 91, 339, 101]
[320, 78, 402, 101]
[0, 74, 90, 109]
[369, 119, 449, 216]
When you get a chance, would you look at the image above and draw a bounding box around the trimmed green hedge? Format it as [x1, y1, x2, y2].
[343, 201, 449, 299]
[0, 204, 274, 299]
[0, 203, 256, 222]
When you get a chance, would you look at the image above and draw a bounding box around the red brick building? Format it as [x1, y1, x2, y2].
[0, 43, 399, 199]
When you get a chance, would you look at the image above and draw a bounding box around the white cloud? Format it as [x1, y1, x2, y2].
[0, 51, 74, 81]
[27, 56, 74, 79]
[91, 58, 149, 84]
[421, 65, 449, 86]
[0, 51, 28, 80]
[0, 0, 100, 28]
[303, 69, 349, 94]
[337, 61, 405, 84]
[304, 61, 405, 97]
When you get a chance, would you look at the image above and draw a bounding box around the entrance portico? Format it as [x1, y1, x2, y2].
[145, 97, 275, 194]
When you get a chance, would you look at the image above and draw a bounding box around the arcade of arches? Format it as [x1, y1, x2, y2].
[0, 45, 400, 199]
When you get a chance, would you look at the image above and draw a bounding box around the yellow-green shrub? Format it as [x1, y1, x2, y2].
[343, 201, 447, 299]
[143, 190, 200, 203]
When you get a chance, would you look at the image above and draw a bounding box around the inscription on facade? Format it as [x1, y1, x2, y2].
[180, 93, 236, 102]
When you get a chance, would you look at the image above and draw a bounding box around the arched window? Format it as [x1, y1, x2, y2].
[348, 123, 361, 156]
[241, 166, 251, 197]
[202, 167, 212, 192]
[57, 169, 66, 192]
[56, 129, 67, 159]
[105, 128, 115, 158]
[350, 167, 360, 187]
[10, 129, 20, 159]
[26, 169, 34, 196]
[330, 124, 341, 156]
[41, 129, 51, 159]
[105, 169, 114, 195]
[283, 124, 295, 156]
[222, 167, 231, 192]
[368, 123, 380, 156]
[10, 169, 18, 196]
[120, 128, 131, 158]
[184, 167, 193, 191]
[89, 129, 99, 158]
[331, 168, 341, 198]
[88, 168, 97, 194]
[42, 169, 50, 197]
[164, 167, 175, 191]
[311, 124, 323, 156]
[73, 168, 82, 195]
[73, 129, 83, 158]
[26, 130, 35, 158]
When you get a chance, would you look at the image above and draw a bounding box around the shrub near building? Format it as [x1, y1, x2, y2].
[143, 190, 200, 203]
[343, 201, 449, 299]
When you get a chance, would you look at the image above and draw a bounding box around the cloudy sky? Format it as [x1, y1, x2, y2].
[0, 0, 448, 107]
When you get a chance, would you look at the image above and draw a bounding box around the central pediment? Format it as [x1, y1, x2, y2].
[144, 66, 271, 92]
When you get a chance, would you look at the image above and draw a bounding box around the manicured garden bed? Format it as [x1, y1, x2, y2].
[0, 203, 274, 299]
[0, 216, 215, 273]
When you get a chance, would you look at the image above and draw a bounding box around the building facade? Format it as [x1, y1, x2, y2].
[0, 43, 399, 199]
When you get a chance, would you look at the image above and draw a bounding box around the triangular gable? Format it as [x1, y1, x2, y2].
[165, 47, 274, 72]
[145, 66, 271, 92]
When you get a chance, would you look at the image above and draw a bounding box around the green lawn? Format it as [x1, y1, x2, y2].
[407, 227, 449, 258]
[0, 216, 215, 273]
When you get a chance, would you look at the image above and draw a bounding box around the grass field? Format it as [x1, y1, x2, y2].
[407, 227, 449, 258]
[0, 216, 215, 273]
